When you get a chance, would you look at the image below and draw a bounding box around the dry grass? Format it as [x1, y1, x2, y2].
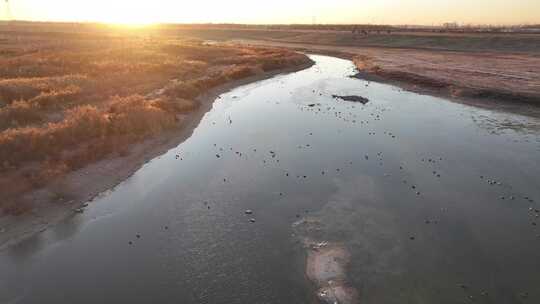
[0, 25, 310, 214]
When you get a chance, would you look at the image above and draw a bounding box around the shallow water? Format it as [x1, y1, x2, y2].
[1, 55, 540, 304]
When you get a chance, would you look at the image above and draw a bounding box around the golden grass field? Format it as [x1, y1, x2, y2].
[0, 24, 310, 214]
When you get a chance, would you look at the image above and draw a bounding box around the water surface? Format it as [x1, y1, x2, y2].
[1, 55, 540, 304]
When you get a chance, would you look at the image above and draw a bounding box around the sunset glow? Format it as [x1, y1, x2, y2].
[4, 0, 540, 25]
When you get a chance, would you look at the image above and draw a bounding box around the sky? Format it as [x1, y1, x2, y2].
[2, 0, 539, 25]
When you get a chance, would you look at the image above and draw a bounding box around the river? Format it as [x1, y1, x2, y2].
[1, 55, 540, 304]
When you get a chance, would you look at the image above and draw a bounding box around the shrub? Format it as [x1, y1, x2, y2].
[0, 100, 42, 130]
[163, 81, 202, 99]
[153, 98, 199, 113]
[30, 85, 82, 108]
[107, 95, 176, 136]
[0, 75, 88, 105]
[224, 65, 257, 80]
[0, 105, 108, 166]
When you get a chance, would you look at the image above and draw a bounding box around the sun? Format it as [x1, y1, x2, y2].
[90, 2, 158, 26]
[100, 14, 156, 26]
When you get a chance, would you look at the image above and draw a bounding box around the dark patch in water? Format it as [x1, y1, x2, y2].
[332, 94, 370, 104]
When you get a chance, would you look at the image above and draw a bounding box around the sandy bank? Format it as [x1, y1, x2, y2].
[294, 215, 359, 304]
[0, 60, 314, 250]
[304, 239, 358, 304]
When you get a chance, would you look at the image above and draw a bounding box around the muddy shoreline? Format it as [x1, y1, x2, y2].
[0, 60, 314, 251]
[350, 58, 540, 117]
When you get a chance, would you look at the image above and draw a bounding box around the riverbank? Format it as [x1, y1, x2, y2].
[0, 60, 314, 250]
[230, 39, 540, 117]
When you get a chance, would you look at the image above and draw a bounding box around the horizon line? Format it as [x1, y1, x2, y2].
[1, 19, 539, 28]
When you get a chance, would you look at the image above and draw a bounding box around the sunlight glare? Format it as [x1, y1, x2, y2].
[84, 1, 159, 25]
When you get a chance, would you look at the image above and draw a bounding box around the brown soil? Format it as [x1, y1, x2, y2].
[351, 48, 540, 103]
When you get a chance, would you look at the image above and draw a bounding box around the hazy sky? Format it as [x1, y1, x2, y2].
[3, 0, 539, 25]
